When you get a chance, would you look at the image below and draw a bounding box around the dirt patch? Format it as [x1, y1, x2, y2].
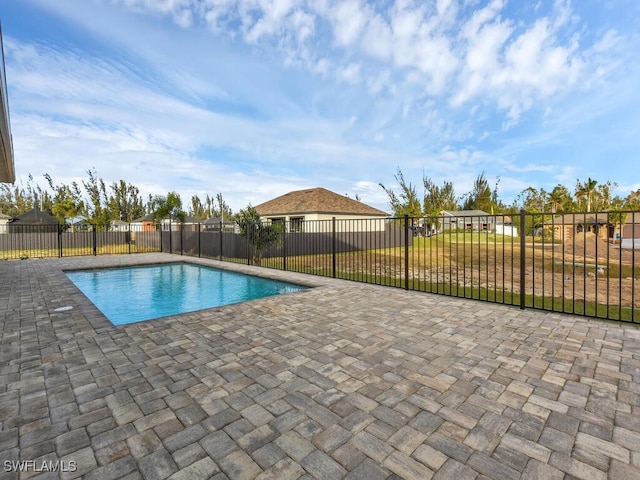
[323, 238, 640, 310]
[566, 232, 635, 264]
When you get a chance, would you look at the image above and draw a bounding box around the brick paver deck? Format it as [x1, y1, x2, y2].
[1, 253, 639, 479]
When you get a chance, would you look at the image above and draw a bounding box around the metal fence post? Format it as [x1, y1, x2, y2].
[404, 215, 409, 290]
[197, 222, 201, 258]
[93, 225, 97, 256]
[519, 209, 526, 310]
[282, 222, 287, 271]
[180, 223, 184, 256]
[247, 222, 252, 265]
[58, 224, 63, 258]
[168, 220, 172, 254]
[332, 217, 336, 278]
[219, 220, 223, 261]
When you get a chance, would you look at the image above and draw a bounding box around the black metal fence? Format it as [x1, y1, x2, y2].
[1, 211, 638, 323]
[0, 223, 161, 258]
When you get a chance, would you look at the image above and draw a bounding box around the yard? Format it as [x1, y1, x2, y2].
[258, 230, 640, 322]
[2, 227, 638, 322]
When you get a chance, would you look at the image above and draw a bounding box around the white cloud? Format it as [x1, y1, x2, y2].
[451, 0, 591, 121]
[360, 14, 393, 60]
[90, 0, 622, 125]
[202, 0, 238, 33]
[330, 0, 370, 47]
[6, 0, 638, 212]
[289, 9, 315, 42]
[115, 0, 195, 26]
[452, 8, 512, 105]
[243, 0, 300, 43]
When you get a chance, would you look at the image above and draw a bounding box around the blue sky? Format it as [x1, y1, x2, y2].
[1, 0, 639, 213]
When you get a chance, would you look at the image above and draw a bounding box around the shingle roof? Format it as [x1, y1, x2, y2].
[10, 208, 59, 224]
[255, 188, 388, 217]
[544, 213, 615, 225]
[441, 210, 490, 217]
[132, 213, 154, 222]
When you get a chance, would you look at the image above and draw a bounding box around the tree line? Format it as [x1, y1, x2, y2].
[0, 169, 233, 225]
[2, 168, 638, 227]
[380, 168, 640, 219]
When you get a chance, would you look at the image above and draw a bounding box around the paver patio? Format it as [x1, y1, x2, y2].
[1, 253, 639, 479]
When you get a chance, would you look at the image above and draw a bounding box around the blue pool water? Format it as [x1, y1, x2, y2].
[65, 263, 306, 325]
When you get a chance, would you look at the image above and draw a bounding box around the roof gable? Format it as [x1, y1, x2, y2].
[11, 208, 59, 224]
[255, 187, 388, 217]
[132, 213, 155, 222]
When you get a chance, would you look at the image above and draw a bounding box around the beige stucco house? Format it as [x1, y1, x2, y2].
[543, 213, 617, 242]
[254, 187, 389, 232]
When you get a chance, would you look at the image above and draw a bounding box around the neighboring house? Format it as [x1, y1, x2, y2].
[8, 208, 59, 232]
[161, 216, 199, 232]
[0, 212, 11, 233]
[66, 215, 90, 231]
[110, 220, 130, 232]
[254, 187, 389, 232]
[440, 210, 491, 231]
[131, 214, 200, 232]
[131, 214, 156, 232]
[438, 210, 517, 236]
[493, 215, 517, 237]
[621, 213, 640, 242]
[203, 217, 235, 232]
[543, 213, 615, 242]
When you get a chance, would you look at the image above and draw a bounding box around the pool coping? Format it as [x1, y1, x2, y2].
[61, 259, 314, 330]
[58, 256, 325, 332]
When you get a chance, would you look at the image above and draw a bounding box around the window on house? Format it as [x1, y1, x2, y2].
[290, 217, 304, 233]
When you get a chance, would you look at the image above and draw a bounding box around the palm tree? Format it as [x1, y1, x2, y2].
[547, 184, 572, 213]
[575, 178, 598, 212]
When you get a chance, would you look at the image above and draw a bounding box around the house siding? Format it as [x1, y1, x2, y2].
[263, 214, 388, 232]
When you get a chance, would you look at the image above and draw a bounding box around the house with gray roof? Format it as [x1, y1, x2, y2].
[440, 209, 492, 231]
[131, 213, 156, 232]
[8, 208, 59, 233]
[110, 219, 130, 232]
[161, 215, 199, 232]
[254, 187, 389, 232]
[203, 216, 235, 232]
[439, 210, 516, 235]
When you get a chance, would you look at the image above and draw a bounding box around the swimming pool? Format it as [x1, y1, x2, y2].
[65, 262, 306, 325]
